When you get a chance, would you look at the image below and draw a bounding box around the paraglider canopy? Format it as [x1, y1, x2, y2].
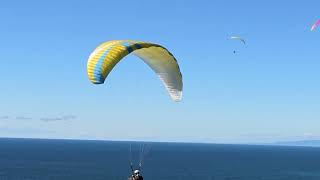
[311, 19, 320, 31]
[230, 36, 246, 44]
[87, 40, 183, 102]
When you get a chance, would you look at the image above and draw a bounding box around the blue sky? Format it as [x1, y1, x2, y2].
[0, 0, 320, 143]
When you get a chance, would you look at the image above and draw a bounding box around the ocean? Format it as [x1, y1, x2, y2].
[0, 138, 319, 180]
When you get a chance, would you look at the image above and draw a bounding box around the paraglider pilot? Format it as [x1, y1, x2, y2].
[129, 170, 144, 180]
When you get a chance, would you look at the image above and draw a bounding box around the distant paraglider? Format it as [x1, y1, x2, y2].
[311, 19, 320, 31]
[87, 40, 183, 102]
[230, 36, 246, 53]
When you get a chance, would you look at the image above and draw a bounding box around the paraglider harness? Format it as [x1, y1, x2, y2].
[129, 144, 148, 180]
[130, 170, 143, 180]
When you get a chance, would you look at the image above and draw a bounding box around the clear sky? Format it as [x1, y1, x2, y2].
[1, 0, 320, 143]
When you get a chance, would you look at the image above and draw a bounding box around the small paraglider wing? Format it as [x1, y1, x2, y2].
[311, 19, 320, 31]
[230, 36, 246, 44]
[87, 40, 183, 102]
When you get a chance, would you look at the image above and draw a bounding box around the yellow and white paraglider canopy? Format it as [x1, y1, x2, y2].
[87, 40, 183, 102]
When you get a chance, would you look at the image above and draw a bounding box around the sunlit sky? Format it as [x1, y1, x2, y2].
[1, 0, 320, 143]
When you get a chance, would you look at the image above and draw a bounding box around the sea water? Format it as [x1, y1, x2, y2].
[0, 138, 319, 180]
